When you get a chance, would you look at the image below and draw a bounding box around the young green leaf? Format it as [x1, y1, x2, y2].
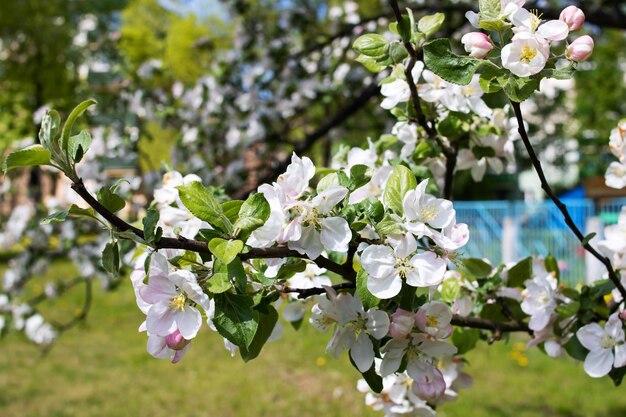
[68, 130, 92, 163]
[177, 182, 229, 232]
[102, 241, 120, 277]
[240, 306, 278, 362]
[463, 258, 493, 278]
[382, 165, 417, 215]
[418, 13, 445, 36]
[38, 110, 61, 151]
[60, 99, 96, 162]
[209, 238, 244, 265]
[233, 193, 270, 239]
[353, 34, 388, 58]
[3, 145, 52, 174]
[96, 186, 126, 213]
[357, 269, 380, 310]
[142, 208, 160, 244]
[506, 256, 532, 288]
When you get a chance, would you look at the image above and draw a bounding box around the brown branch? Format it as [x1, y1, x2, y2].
[451, 314, 530, 333]
[511, 101, 626, 301]
[70, 179, 354, 280]
[282, 282, 357, 299]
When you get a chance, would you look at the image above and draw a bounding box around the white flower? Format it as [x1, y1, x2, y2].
[415, 301, 453, 339]
[510, 7, 569, 43]
[311, 289, 389, 372]
[287, 186, 352, 259]
[380, 63, 424, 110]
[24, 314, 57, 345]
[361, 234, 447, 299]
[576, 313, 626, 378]
[403, 179, 456, 235]
[605, 162, 626, 189]
[501, 32, 549, 77]
[521, 273, 558, 331]
[139, 254, 211, 340]
[349, 166, 392, 204]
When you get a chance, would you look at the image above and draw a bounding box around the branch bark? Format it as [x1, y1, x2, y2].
[511, 101, 626, 301]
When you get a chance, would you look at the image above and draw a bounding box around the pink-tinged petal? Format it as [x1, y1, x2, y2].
[584, 348, 614, 378]
[146, 302, 177, 336]
[350, 332, 375, 372]
[367, 273, 402, 300]
[146, 334, 171, 359]
[537, 20, 569, 41]
[614, 344, 626, 368]
[171, 343, 192, 364]
[140, 275, 177, 304]
[576, 323, 604, 351]
[320, 217, 351, 253]
[176, 306, 202, 340]
[361, 245, 396, 277]
[407, 252, 446, 287]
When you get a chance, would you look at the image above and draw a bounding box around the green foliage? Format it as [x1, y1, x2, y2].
[417, 13, 445, 37]
[452, 327, 480, 355]
[233, 193, 270, 240]
[356, 269, 380, 310]
[142, 208, 161, 245]
[2, 145, 51, 173]
[382, 165, 417, 215]
[463, 258, 493, 278]
[423, 39, 485, 86]
[102, 240, 120, 277]
[506, 257, 532, 288]
[177, 182, 231, 233]
[213, 293, 259, 349]
[97, 186, 126, 214]
[352, 34, 388, 58]
[208, 238, 244, 265]
[239, 306, 278, 362]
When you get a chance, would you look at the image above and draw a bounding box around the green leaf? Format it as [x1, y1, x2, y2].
[452, 327, 480, 355]
[317, 173, 339, 193]
[472, 146, 496, 159]
[609, 366, 626, 387]
[582, 232, 597, 246]
[209, 238, 244, 265]
[375, 214, 406, 236]
[240, 306, 278, 362]
[213, 293, 259, 349]
[463, 258, 493, 278]
[418, 13, 445, 36]
[389, 42, 408, 63]
[177, 182, 229, 232]
[437, 112, 469, 140]
[142, 208, 160, 244]
[564, 334, 588, 361]
[68, 131, 91, 163]
[440, 278, 461, 303]
[102, 241, 120, 277]
[349, 164, 370, 191]
[540, 65, 575, 81]
[38, 110, 61, 151]
[479, 0, 502, 19]
[545, 254, 560, 280]
[355, 54, 387, 73]
[233, 193, 270, 239]
[506, 256, 532, 287]
[556, 301, 580, 318]
[60, 99, 96, 161]
[357, 269, 380, 310]
[423, 39, 484, 86]
[222, 200, 244, 224]
[41, 210, 70, 225]
[353, 34, 388, 58]
[382, 165, 417, 215]
[3, 145, 52, 173]
[207, 264, 233, 294]
[96, 186, 126, 213]
[500, 75, 540, 103]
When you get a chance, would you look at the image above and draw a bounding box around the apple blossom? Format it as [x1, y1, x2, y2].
[461, 32, 493, 59]
[576, 312, 626, 378]
[361, 234, 447, 299]
[146, 330, 192, 364]
[415, 301, 453, 339]
[559, 6, 585, 32]
[567, 35, 594, 62]
[389, 308, 416, 339]
[501, 32, 549, 77]
[510, 7, 569, 42]
[521, 273, 558, 332]
[403, 179, 456, 235]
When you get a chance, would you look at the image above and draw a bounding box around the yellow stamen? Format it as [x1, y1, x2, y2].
[169, 293, 187, 311]
[519, 45, 538, 63]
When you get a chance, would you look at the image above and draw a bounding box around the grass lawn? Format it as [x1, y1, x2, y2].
[1, 261, 625, 417]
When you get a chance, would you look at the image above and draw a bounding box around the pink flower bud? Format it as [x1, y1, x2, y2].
[559, 6, 585, 32]
[461, 32, 493, 59]
[567, 35, 594, 62]
[389, 308, 415, 339]
[165, 330, 191, 351]
[619, 310, 626, 322]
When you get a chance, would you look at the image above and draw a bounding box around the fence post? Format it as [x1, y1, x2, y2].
[502, 216, 517, 264]
[585, 216, 605, 284]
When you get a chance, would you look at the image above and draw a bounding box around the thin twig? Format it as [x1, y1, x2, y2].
[511, 101, 626, 301]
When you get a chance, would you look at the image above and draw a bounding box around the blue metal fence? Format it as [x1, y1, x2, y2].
[454, 199, 617, 286]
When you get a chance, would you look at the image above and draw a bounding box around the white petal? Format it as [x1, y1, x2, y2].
[576, 323, 604, 351]
[537, 20, 569, 41]
[350, 332, 375, 372]
[407, 252, 446, 287]
[584, 348, 614, 378]
[367, 273, 403, 299]
[312, 186, 348, 214]
[176, 306, 202, 339]
[146, 302, 177, 336]
[614, 344, 626, 368]
[366, 309, 391, 339]
[361, 245, 396, 277]
[320, 217, 351, 253]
